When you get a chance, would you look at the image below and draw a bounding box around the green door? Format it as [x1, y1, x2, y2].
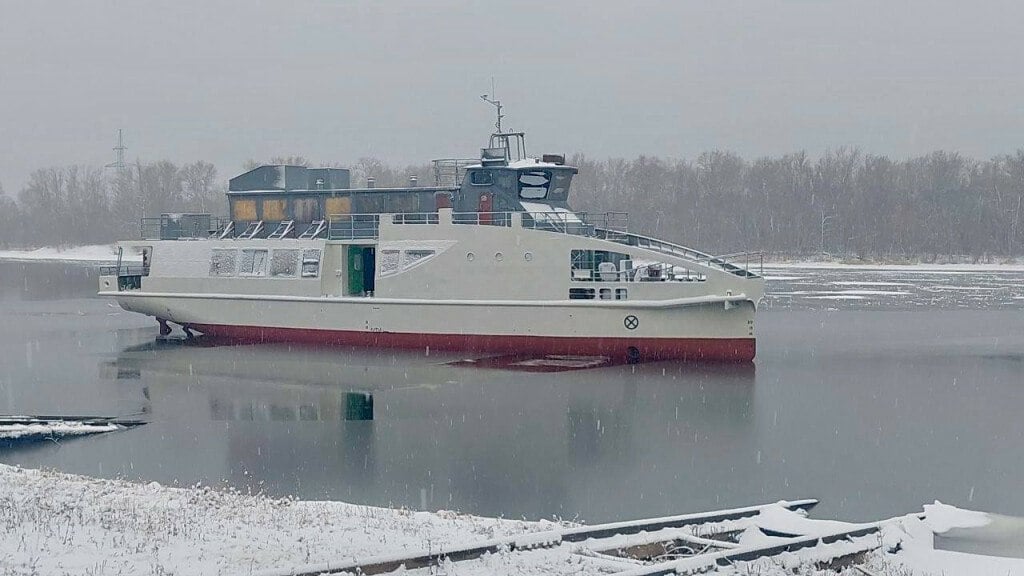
[347, 245, 364, 295]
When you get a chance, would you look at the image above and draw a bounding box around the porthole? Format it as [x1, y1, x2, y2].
[524, 252, 533, 262]
[495, 252, 504, 262]
[467, 252, 475, 261]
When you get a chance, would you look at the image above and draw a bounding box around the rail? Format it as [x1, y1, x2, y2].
[594, 229, 762, 279]
[712, 251, 764, 278]
[327, 214, 381, 239]
[98, 265, 150, 277]
[452, 211, 514, 227]
[391, 212, 439, 225]
[141, 215, 225, 240]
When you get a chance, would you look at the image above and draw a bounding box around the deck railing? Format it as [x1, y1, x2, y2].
[136, 209, 758, 278]
[327, 214, 381, 239]
[98, 265, 150, 277]
[141, 215, 225, 240]
[592, 229, 762, 278]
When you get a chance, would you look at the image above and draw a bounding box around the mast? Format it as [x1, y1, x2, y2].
[480, 83, 526, 162]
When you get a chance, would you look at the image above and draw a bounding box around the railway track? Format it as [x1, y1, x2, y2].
[249, 498, 915, 576]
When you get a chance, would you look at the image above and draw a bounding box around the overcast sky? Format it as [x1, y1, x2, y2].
[1, 0, 1022, 193]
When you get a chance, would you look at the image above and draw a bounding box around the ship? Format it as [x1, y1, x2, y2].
[99, 119, 764, 364]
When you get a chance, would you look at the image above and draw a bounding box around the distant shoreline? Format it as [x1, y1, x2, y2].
[763, 258, 1024, 272]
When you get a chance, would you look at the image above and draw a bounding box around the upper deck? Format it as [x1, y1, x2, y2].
[132, 130, 762, 280]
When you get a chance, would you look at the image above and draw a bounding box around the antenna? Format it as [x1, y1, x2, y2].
[480, 77, 503, 133]
[105, 129, 127, 171]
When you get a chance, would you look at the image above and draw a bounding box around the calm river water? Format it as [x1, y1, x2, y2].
[1, 260, 1023, 523]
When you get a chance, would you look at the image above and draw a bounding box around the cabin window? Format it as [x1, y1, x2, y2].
[210, 249, 237, 276]
[615, 288, 628, 300]
[293, 198, 321, 221]
[301, 249, 321, 278]
[570, 249, 631, 281]
[518, 170, 551, 199]
[569, 287, 595, 300]
[470, 170, 493, 185]
[388, 193, 420, 213]
[379, 250, 401, 276]
[239, 249, 269, 276]
[271, 249, 300, 277]
[232, 199, 257, 221]
[355, 195, 385, 213]
[325, 196, 351, 217]
[261, 199, 286, 221]
[404, 249, 434, 267]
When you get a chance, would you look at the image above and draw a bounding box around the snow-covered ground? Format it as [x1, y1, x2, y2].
[1, 464, 1022, 576]
[0, 464, 556, 576]
[0, 244, 122, 263]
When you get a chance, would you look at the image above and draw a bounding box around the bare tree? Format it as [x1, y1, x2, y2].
[180, 161, 220, 214]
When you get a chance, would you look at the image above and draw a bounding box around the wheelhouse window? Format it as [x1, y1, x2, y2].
[210, 249, 237, 276]
[270, 249, 299, 277]
[548, 171, 573, 201]
[301, 249, 321, 278]
[239, 249, 269, 276]
[518, 170, 551, 199]
[470, 170, 493, 185]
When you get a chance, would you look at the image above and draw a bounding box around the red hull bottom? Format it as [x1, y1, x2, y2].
[187, 323, 756, 363]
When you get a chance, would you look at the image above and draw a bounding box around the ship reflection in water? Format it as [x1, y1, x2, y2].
[209, 390, 374, 422]
[82, 334, 755, 519]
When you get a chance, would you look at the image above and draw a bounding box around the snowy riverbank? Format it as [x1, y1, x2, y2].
[0, 464, 552, 575]
[1, 464, 1022, 575]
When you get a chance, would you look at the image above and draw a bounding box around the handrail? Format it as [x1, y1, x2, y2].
[594, 228, 762, 279]
[99, 265, 150, 277]
[327, 213, 381, 240]
[452, 211, 514, 227]
[392, 213, 439, 225]
[141, 215, 226, 240]
[713, 251, 764, 277]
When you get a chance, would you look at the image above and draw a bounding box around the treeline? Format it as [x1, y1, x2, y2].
[0, 156, 435, 249]
[0, 161, 220, 248]
[571, 149, 1024, 260]
[2, 150, 1024, 260]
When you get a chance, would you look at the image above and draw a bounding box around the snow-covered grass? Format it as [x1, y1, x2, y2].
[0, 245, 122, 263]
[0, 464, 555, 576]
[1, 463, 1021, 576]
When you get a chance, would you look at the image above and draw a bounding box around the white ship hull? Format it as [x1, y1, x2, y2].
[109, 290, 757, 362]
